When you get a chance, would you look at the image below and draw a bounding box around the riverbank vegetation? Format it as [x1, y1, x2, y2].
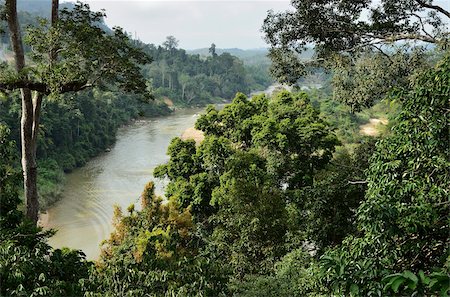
[0, 0, 449, 296]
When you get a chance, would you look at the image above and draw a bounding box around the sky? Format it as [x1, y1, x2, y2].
[63, 1, 292, 50]
[60, 0, 449, 50]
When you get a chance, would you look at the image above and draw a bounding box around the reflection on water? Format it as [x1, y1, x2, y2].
[45, 108, 204, 259]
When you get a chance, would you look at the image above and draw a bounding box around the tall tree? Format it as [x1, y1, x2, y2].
[162, 35, 179, 51]
[1, 1, 151, 223]
[209, 43, 217, 57]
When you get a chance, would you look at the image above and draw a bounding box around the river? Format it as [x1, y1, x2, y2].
[44, 107, 204, 260]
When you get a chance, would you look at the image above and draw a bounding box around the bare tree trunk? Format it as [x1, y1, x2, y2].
[51, 0, 59, 25]
[50, 0, 59, 63]
[21, 89, 39, 223]
[5, 0, 24, 71]
[6, 0, 44, 224]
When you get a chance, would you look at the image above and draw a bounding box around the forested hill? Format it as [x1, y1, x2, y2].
[139, 40, 273, 106]
[16, 0, 74, 17]
[0, 0, 110, 44]
[188, 47, 271, 65]
[188, 47, 315, 64]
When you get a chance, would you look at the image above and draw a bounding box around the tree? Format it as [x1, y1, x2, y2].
[156, 92, 339, 286]
[197, 92, 339, 189]
[179, 73, 189, 101]
[319, 55, 449, 296]
[162, 35, 179, 50]
[302, 139, 376, 252]
[87, 181, 228, 296]
[209, 42, 217, 57]
[262, 0, 449, 110]
[1, 1, 151, 223]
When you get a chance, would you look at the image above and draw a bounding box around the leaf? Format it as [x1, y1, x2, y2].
[402, 270, 418, 284]
[392, 277, 406, 293]
[350, 283, 359, 296]
[419, 270, 430, 285]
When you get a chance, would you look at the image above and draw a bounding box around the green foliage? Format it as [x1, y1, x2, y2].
[263, 0, 449, 61]
[209, 150, 288, 277]
[302, 139, 376, 252]
[318, 55, 450, 296]
[0, 124, 22, 231]
[383, 267, 450, 296]
[234, 249, 325, 297]
[330, 48, 432, 110]
[197, 91, 339, 189]
[23, 2, 151, 97]
[86, 182, 228, 296]
[0, 124, 91, 296]
[155, 91, 340, 291]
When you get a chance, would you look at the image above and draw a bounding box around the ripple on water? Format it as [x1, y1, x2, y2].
[46, 107, 205, 259]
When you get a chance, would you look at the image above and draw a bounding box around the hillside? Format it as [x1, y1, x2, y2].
[188, 46, 315, 65]
[188, 47, 270, 65]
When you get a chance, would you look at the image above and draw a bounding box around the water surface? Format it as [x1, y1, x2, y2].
[45, 108, 203, 259]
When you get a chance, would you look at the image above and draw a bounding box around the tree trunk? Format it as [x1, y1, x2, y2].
[51, 0, 59, 25]
[6, 0, 43, 224]
[21, 89, 38, 223]
[5, 0, 25, 71]
[50, 0, 59, 63]
[20, 90, 43, 225]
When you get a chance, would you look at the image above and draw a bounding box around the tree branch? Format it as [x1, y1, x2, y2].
[49, 0, 59, 64]
[415, 0, 450, 19]
[371, 44, 393, 62]
[0, 80, 48, 93]
[368, 32, 437, 44]
[348, 180, 367, 185]
[59, 80, 91, 93]
[409, 12, 435, 40]
[0, 79, 95, 94]
[5, 0, 25, 72]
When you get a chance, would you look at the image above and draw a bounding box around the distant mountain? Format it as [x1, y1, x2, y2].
[0, 0, 111, 46]
[188, 47, 267, 58]
[8, 0, 76, 18]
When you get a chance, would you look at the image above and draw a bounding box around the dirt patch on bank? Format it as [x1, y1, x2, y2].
[181, 127, 204, 145]
[163, 97, 174, 107]
[360, 118, 388, 136]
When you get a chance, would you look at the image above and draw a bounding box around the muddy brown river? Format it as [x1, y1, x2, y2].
[44, 108, 204, 259]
